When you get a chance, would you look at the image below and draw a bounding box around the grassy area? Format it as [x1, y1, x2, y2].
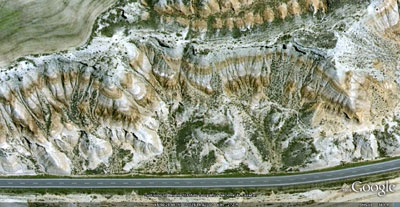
[0, 5, 22, 35]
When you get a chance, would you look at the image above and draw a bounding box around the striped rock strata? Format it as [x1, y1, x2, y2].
[0, 0, 399, 175]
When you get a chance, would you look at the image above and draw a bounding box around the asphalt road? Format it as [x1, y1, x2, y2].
[1, 159, 400, 188]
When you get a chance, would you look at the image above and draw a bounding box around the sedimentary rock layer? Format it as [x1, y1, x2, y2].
[132, 43, 363, 123]
[151, 0, 328, 30]
[0, 0, 399, 175]
[0, 56, 163, 175]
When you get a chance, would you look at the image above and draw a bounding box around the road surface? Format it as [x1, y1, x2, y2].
[1, 159, 400, 188]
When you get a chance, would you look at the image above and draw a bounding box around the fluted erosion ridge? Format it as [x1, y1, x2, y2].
[0, 0, 399, 175]
[0, 55, 163, 175]
[152, 0, 329, 30]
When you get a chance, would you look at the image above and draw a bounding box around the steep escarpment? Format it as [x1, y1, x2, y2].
[0, 40, 164, 174]
[150, 0, 329, 31]
[0, 0, 399, 175]
[134, 42, 363, 122]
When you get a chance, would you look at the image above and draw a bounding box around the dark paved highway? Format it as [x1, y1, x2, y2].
[1, 159, 400, 188]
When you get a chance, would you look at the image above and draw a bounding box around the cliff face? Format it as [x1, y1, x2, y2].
[152, 0, 328, 30]
[0, 0, 399, 175]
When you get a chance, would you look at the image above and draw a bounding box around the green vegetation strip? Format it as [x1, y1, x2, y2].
[2, 156, 400, 179]
[0, 171, 399, 196]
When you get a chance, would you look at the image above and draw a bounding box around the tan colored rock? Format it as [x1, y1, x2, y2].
[176, 17, 190, 27]
[214, 18, 224, 29]
[192, 19, 208, 31]
[154, 4, 174, 15]
[199, 5, 212, 17]
[263, 7, 275, 23]
[234, 17, 245, 29]
[207, 0, 221, 13]
[174, 2, 192, 16]
[306, 0, 327, 14]
[225, 17, 235, 30]
[366, 0, 400, 35]
[2, 0, 400, 176]
[230, 0, 242, 13]
[244, 12, 255, 28]
[219, 0, 234, 12]
[162, 16, 174, 24]
[254, 13, 263, 25]
[289, 0, 301, 16]
[277, 3, 289, 20]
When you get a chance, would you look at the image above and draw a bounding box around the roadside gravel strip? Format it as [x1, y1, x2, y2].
[0, 159, 399, 188]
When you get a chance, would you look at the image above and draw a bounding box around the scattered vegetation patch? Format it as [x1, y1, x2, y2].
[281, 137, 317, 168]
